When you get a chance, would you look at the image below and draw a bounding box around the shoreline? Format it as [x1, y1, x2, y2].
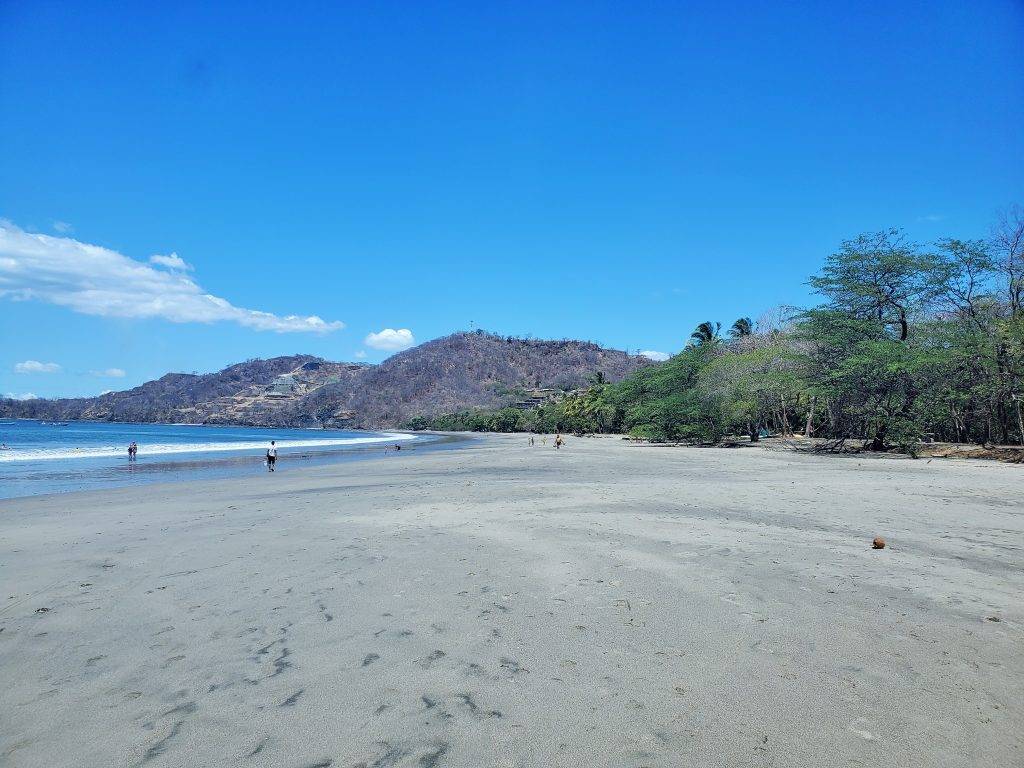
[0, 432, 420, 463]
[1, 434, 1020, 767]
[0, 428, 471, 501]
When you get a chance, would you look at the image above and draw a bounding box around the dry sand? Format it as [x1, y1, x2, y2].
[0, 434, 1021, 767]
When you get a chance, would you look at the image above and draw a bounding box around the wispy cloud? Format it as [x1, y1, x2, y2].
[14, 360, 62, 374]
[0, 222, 344, 334]
[365, 328, 415, 351]
[354, 350, 367, 359]
[52, 220, 73, 234]
[4, 392, 37, 400]
[917, 214, 944, 223]
[639, 350, 670, 361]
[149, 252, 193, 271]
[91, 368, 126, 378]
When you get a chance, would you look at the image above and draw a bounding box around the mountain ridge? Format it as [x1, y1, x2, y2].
[1, 332, 653, 429]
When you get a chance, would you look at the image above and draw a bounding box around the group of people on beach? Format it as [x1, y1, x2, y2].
[123, 439, 281, 472]
[118, 432, 563, 474]
[529, 433, 565, 449]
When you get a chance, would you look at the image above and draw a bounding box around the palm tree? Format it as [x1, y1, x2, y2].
[729, 317, 754, 338]
[689, 321, 721, 346]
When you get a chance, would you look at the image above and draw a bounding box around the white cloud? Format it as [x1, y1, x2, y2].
[354, 350, 367, 359]
[640, 350, 670, 362]
[92, 368, 126, 378]
[15, 360, 62, 374]
[0, 222, 344, 334]
[364, 328, 415, 351]
[52, 221, 73, 234]
[149, 252, 192, 271]
[5, 392, 37, 400]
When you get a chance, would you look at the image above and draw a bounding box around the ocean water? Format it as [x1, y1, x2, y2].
[0, 420, 429, 499]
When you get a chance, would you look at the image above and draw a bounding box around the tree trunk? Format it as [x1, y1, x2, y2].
[1016, 399, 1024, 446]
[871, 423, 887, 451]
[804, 395, 816, 438]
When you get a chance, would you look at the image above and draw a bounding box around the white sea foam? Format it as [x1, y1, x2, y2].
[0, 432, 416, 462]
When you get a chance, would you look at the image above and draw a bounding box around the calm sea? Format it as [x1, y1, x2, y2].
[0, 420, 432, 499]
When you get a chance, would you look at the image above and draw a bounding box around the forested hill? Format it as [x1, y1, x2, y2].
[0, 332, 651, 429]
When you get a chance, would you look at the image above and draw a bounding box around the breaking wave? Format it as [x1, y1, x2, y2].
[0, 432, 416, 462]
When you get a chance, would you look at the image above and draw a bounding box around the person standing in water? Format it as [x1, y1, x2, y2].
[555, 433, 564, 449]
[128, 441, 137, 461]
[267, 440, 277, 471]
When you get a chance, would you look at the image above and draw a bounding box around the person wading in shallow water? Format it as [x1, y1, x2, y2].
[555, 433, 564, 449]
[266, 440, 277, 472]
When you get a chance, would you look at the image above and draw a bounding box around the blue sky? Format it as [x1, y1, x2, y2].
[1, 1, 1022, 398]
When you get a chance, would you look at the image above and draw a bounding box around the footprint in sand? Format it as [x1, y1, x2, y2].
[417, 650, 446, 669]
[848, 718, 876, 741]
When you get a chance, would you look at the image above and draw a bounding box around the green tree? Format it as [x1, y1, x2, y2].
[690, 321, 721, 346]
[729, 317, 754, 338]
[808, 229, 937, 341]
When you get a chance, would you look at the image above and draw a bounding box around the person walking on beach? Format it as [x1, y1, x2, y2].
[266, 440, 277, 471]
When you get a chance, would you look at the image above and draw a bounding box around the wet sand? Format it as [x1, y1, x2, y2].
[1, 434, 1021, 767]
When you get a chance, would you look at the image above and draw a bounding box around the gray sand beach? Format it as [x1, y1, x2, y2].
[1, 434, 1021, 767]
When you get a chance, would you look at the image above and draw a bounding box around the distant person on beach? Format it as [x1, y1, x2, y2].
[128, 442, 137, 461]
[529, 436, 534, 446]
[555, 434, 564, 449]
[267, 441, 277, 471]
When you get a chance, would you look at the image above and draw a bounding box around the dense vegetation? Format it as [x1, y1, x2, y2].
[411, 208, 1024, 450]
